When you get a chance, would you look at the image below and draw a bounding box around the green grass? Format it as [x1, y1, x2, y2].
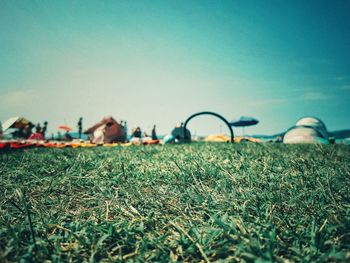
[1, 143, 350, 262]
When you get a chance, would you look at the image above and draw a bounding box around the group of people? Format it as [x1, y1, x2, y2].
[131, 125, 158, 140]
[3, 121, 48, 141]
[84, 117, 126, 144]
[1, 116, 190, 144]
[84, 117, 159, 144]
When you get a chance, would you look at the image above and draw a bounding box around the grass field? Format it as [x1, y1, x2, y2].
[1, 143, 350, 262]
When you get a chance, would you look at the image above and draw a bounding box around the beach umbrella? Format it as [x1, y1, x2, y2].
[230, 116, 259, 135]
[2, 117, 19, 131]
[230, 116, 259, 127]
[2, 117, 30, 131]
[58, 125, 72, 132]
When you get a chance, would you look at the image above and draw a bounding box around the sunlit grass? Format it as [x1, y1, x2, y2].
[1, 143, 349, 262]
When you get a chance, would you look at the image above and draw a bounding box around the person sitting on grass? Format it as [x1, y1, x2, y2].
[132, 127, 142, 138]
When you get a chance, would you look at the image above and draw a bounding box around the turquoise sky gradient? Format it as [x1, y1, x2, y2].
[1, 0, 349, 136]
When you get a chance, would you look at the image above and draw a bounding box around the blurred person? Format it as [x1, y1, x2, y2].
[121, 121, 128, 139]
[28, 132, 44, 141]
[15, 122, 35, 139]
[29, 122, 45, 140]
[151, 125, 158, 140]
[171, 122, 191, 142]
[35, 123, 42, 133]
[132, 127, 142, 138]
[78, 117, 83, 139]
[63, 131, 73, 141]
[41, 121, 48, 137]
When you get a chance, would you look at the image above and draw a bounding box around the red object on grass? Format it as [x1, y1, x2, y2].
[29, 133, 45, 140]
[0, 143, 8, 149]
[142, 139, 160, 145]
[10, 142, 33, 149]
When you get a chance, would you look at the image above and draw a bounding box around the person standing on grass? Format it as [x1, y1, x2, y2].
[122, 121, 128, 139]
[152, 125, 158, 140]
[78, 117, 83, 139]
[41, 121, 48, 137]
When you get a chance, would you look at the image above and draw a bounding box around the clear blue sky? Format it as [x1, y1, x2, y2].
[1, 0, 349, 136]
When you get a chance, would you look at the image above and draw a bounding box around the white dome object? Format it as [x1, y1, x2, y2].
[283, 126, 329, 144]
[295, 117, 328, 139]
